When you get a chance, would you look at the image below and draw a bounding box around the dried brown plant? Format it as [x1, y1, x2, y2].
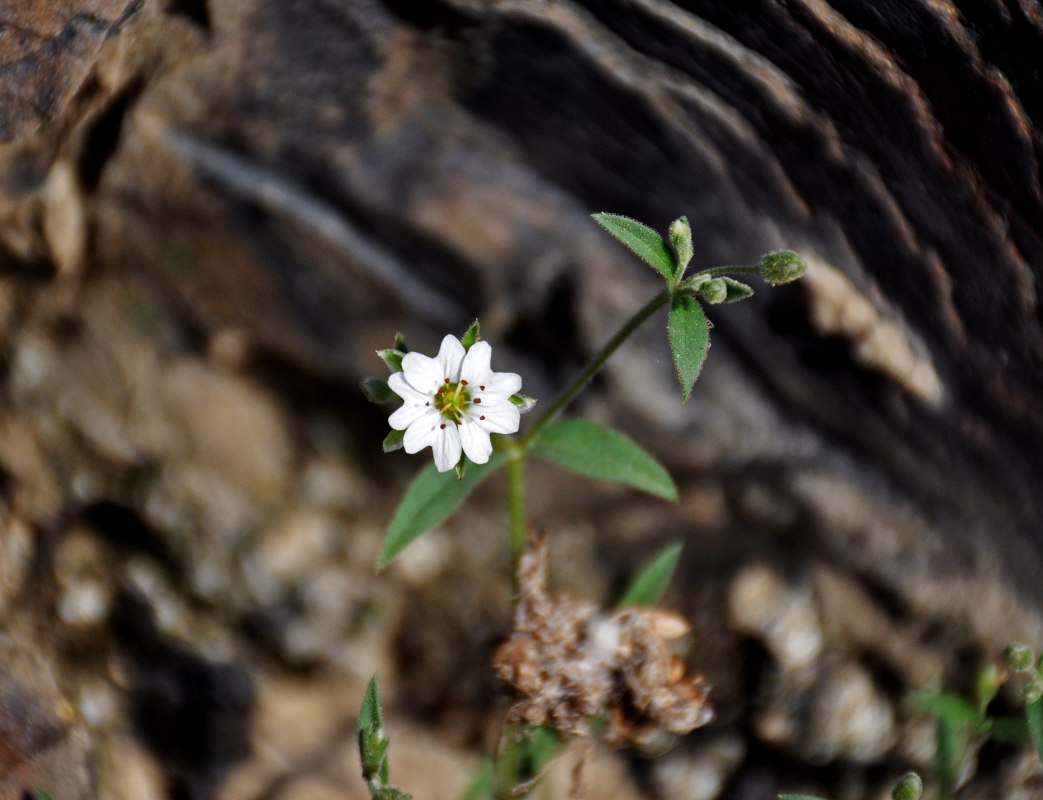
[493, 534, 713, 747]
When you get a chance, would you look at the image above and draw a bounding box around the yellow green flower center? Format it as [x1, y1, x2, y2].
[433, 380, 472, 421]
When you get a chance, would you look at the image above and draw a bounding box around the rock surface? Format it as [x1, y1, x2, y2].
[1, 1, 1042, 799]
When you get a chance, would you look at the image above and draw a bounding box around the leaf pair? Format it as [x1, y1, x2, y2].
[593, 213, 712, 402]
[377, 420, 676, 570]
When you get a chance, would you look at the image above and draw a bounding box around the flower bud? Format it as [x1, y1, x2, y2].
[891, 771, 923, 800]
[1023, 679, 1043, 704]
[1004, 642, 1035, 673]
[759, 250, 807, 284]
[699, 278, 728, 304]
[668, 216, 693, 273]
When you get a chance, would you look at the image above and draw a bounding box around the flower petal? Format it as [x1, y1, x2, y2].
[435, 335, 466, 382]
[388, 401, 431, 431]
[400, 352, 444, 394]
[458, 418, 493, 464]
[481, 370, 522, 396]
[403, 413, 442, 454]
[432, 425, 462, 472]
[473, 401, 520, 434]
[460, 340, 492, 385]
[388, 371, 430, 404]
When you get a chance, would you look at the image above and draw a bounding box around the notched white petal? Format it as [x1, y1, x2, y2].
[432, 425, 462, 472]
[474, 402, 520, 434]
[388, 371, 429, 404]
[436, 334, 466, 382]
[483, 370, 522, 396]
[388, 402, 429, 431]
[460, 340, 493, 385]
[401, 352, 443, 394]
[403, 415, 441, 453]
[458, 418, 493, 464]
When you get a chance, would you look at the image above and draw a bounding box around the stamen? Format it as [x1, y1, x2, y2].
[444, 378, 450, 383]
[474, 398, 481, 403]
[455, 420, 461, 425]
[461, 380, 468, 385]
[480, 385, 485, 390]
[440, 423, 446, 429]
[480, 415, 485, 420]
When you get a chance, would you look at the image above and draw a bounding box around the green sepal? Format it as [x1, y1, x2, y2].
[891, 772, 924, 800]
[383, 429, 405, 453]
[455, 458, 468, 480]
[393, 332, 409, 352]
[461, 319, 480, 351]
[363, 378, 397, 404]
[592, 213, 679, 284]
[509, 394, 538, 414]
[616, 542, 683, 608]
[530, 420, 677, 501]
[720, 276, 754, 302]
[377, 349, 405, 373]
[668, 293, 710, 402]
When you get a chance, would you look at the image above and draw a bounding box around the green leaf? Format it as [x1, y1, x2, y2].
[530, 420, 677, 501]
[910, 690, 980, 728]
[616, 542, 683, 608]
[363, 378, 397, 404]
[1026, 696, 1043, 766]
[593, 213, 678, 283]
[457, 760, 495, 800]
[985, 715, 1030, 745]
[668, 293, 710, 401]
[378, 452, 507, 570]
[383, 429, 405, 453]
[935, 713, 963, 800]
[461, 319, 480, 351]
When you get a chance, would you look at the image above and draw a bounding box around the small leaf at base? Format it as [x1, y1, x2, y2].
[616, 542, 683, 608]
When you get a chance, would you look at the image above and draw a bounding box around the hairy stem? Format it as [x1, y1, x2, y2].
[523, 288, 671, 444]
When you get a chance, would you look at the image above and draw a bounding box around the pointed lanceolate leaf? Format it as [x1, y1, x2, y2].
[530, 420, 677, 501]
[461, 320, 480, 351]
[985, 715, 1030, 745]
[378, 453, 507, 570]
[616, 542, 683, 608]
[909, 690, 980, 728]
[668, 293, 710, 401]
[592, 213, 678, 283]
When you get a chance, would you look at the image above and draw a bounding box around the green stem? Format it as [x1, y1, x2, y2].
[506, 448, 527, 570]
[522, 288, 672, 445]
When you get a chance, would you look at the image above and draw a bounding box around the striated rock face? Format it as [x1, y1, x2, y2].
[1, 1, 1042, 799]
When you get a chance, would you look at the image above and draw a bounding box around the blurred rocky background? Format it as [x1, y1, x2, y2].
[1, 1, 1042, 798]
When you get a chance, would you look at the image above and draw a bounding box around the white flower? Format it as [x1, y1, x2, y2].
[388, 335, 522, 472]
